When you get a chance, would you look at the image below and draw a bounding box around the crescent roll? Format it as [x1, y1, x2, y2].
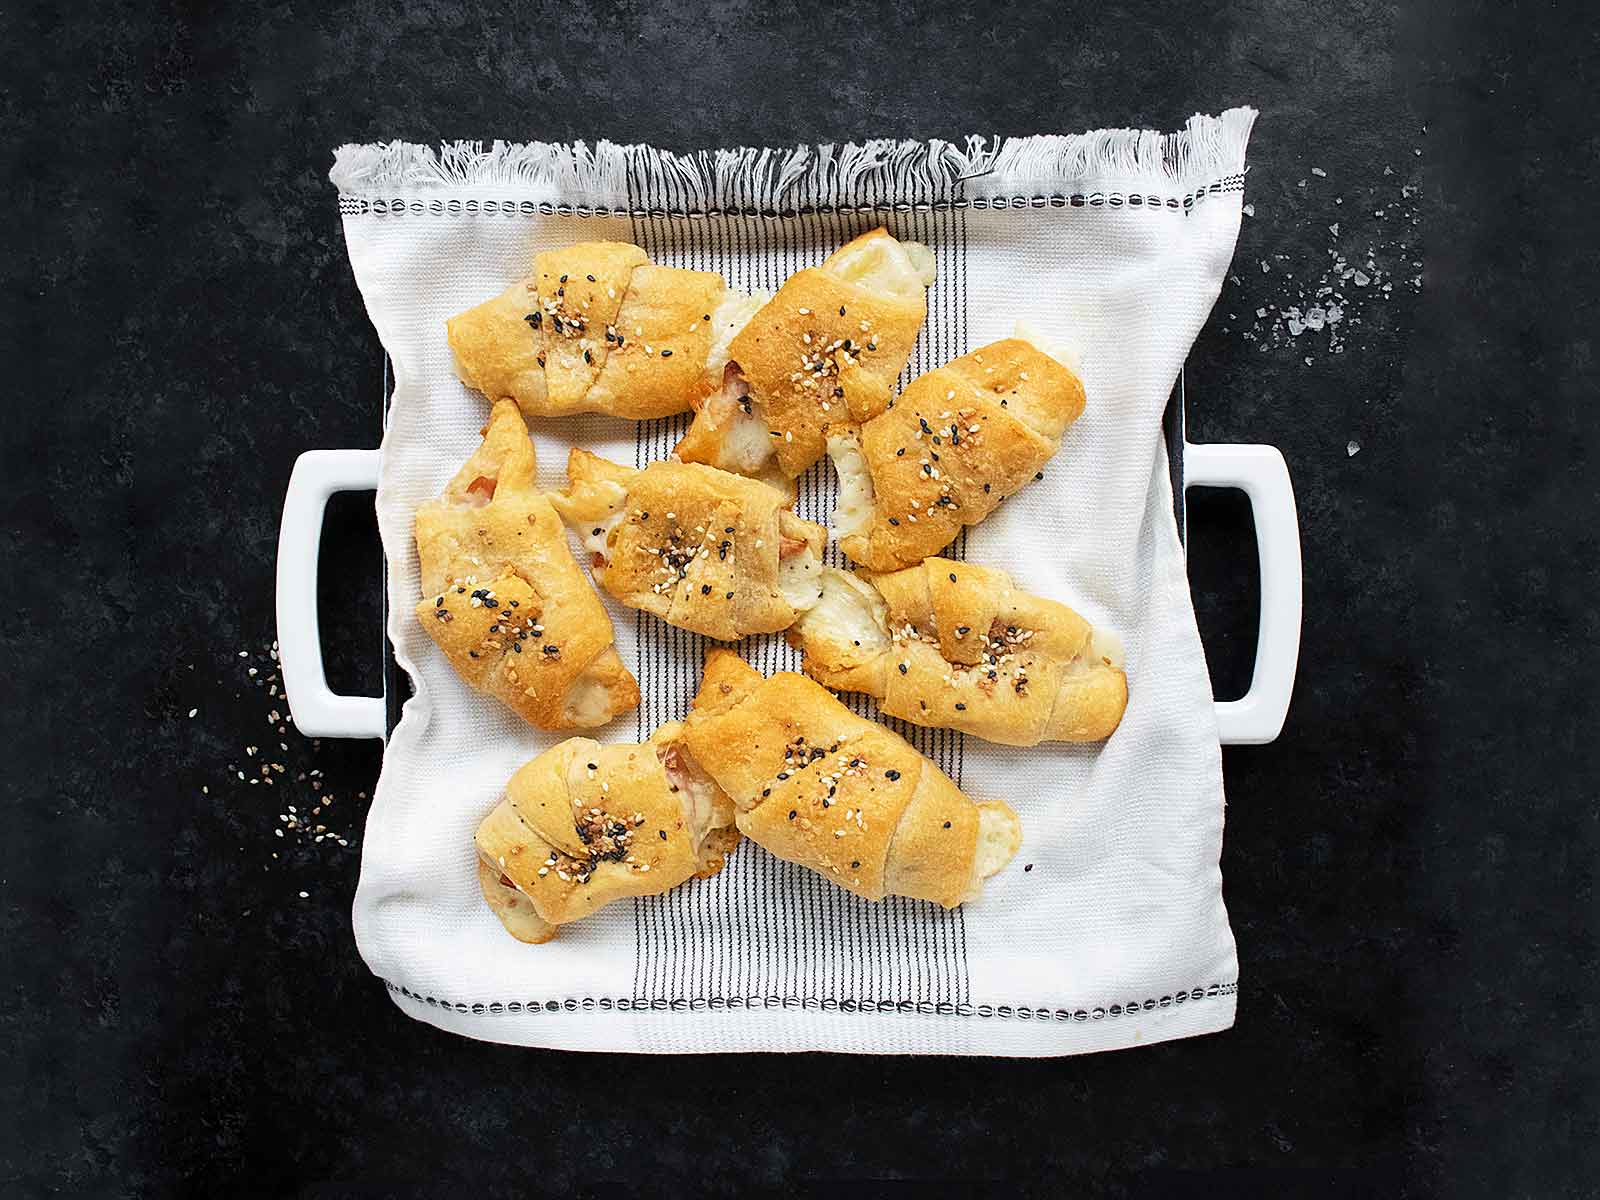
[829, 338, 1087, 571]
[447, 240, 766, 420]
[788, 559, 1127, 747]
[673, 228, 934, 482]
[550, 449, 827, 642]
[682, 649, 1021, 907]
[476, 721, 740, 944]
[414, 400, 639, 729]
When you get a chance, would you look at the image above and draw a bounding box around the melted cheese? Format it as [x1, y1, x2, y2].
[578, 508, 626, 560]
[902, 241, 937, 286]
[969, 803, 1023, 892]
[777, 542, 824, 612]
[826, 433, 875, 538]
[562, 671, 616, 726]
[720, 398, 776, 473]
[1089, 627, 1125, 671]
[707, 289, 768, 378]
[824, 234, 936, 302]
[794, 567, 891, 654]
[1013, 319, 1083, 375]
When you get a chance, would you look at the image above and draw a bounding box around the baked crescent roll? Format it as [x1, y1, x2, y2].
[682, 649, 1021, 907]
[414, 400, 640, 729]
[476, 721, 740, 944]
[550, 449, 828, 642]
[446, 241, 766, 420]
[788, 559, 1127, 747]
[829, 337, 1087, 571]
[673, 228, 934, 481]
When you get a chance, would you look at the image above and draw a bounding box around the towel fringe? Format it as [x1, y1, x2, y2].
[330, 108, 1255, 208]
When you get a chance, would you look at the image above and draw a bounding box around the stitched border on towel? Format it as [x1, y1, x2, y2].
[381, 978, 1239, 1023]
[619, 153, 978, 1012]
[336, 174, 1246, 220]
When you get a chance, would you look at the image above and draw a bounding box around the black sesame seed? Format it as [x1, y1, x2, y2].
[586, 274, 596, 282]
[660, 349, 672, 357]
[434, 596, 443, 607]
[955, 702, 966, 710]
[763, 788, 771, 797]
[1025, 864, 1034, 873]
[949, 573, 958, 582]
[559, 274, 568, 283]
[956, 626, 970, 636]
[587, 763, 597, 770]
[1035, 471, 1044, 480]
[724, 592, 733, 600]
[788, 810, 796, 820]
[543, 645, 560, 656]
[888, 517, 900, 526]
[983, 483, 992, 493]
[943, 821, 951, 829]
[701, 584, 711, 595]
[885, 769, 901, 781]
[659, 830, 668, 840]
[919, 418, 932, 434]
[839, 306, 846, 316]
[592, 527, 602, 536]
[511, 642, 522, 653]
[850, 860, 860, 869]
[896, 447, 905, 457]
[898, 663, 908, 674]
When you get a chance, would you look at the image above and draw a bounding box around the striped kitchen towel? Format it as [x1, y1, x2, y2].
[332, 108, 1253, 1055]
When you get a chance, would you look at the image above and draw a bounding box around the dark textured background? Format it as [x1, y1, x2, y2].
[3, 1, 1596, 1195]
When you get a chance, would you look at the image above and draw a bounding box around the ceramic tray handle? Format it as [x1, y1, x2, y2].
[1184, 442, 1303, 746]
[276, 449, 386, 739]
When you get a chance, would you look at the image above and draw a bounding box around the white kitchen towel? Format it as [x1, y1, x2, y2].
[331, 107, 1254, 1055]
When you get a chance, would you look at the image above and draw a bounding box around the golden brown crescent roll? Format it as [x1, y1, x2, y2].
[476, 721, 740, 944]
[446, 241, 766, 420]
[550, 449, 828, 642]
[414, 400, 639, 729]
[788, 559, 1127, 747]
[829, 338, 1087, 571]
[673, 228, 934, 481]
[682, 649, 1021, 907]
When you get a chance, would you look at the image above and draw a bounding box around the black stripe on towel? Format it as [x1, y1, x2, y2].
[623, 155, 974, 1011]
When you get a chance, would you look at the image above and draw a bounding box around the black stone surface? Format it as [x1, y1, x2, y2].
[3, 1, 1596, 1195]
